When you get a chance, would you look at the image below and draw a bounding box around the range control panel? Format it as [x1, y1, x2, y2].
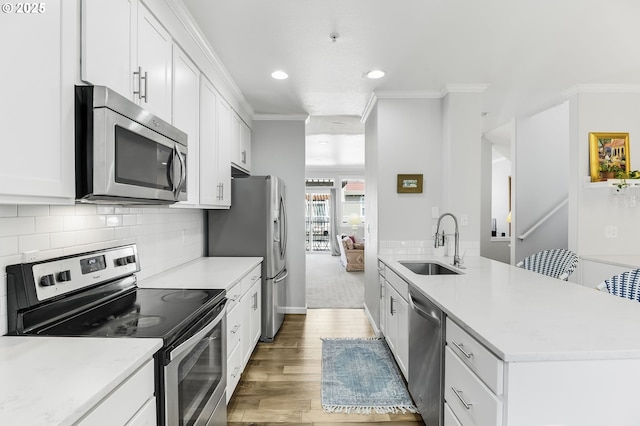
[32, 245, 140, 302]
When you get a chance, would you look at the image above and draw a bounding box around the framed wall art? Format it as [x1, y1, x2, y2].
[589, 132, 630, 182]
[397, 174, 423, 193]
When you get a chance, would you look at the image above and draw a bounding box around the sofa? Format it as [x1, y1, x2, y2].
[337, 234, 365, 272]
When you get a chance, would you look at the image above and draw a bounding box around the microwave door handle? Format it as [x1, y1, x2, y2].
[172, 143, 186, 199]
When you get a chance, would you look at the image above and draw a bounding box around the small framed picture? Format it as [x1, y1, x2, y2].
[588, 132, 630, 182]
[397, 174, 423, 193]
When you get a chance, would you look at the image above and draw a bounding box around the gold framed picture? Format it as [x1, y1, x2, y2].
[589, 132, 630, 182]
[397, 174, 423, 193]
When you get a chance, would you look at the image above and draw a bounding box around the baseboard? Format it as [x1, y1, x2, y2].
[363, 302, 383, 338]
[284, 306, 307, 314]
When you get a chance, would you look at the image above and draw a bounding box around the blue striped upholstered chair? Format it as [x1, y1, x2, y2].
[596, 269, 640, 302]
[516, 249, 579, 281]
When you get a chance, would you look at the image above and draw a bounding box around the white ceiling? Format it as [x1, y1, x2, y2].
[181, 0, 640, 168]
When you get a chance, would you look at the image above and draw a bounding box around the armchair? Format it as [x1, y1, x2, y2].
[337, 234, 364, 272]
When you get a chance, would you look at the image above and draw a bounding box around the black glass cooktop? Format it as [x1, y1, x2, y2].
[36, 288, 225, 342]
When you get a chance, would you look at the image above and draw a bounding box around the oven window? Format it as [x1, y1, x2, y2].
[115, 125, 172, 190]
[178, 320, 223, 426]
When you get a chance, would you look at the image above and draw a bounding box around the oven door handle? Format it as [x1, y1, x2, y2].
[168, 307, 225, 363]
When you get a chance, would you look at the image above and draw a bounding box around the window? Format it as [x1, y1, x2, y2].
[341, 179, 365, 223]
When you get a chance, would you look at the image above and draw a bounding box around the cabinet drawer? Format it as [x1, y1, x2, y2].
[445, 347, 502, 426]
[78, 360, 155, 426]
[446, 318, 503, 395]
[385, 268, 408, 300]
[126, 397, 157, 426]
[226, 282, 243, 311]
[226, 341, 243, 403]
[241, 265, 261, 294]
[226, 303, 242, 356]
[444, 402, 463, 426]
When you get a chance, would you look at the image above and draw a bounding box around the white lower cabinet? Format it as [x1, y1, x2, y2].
[225, 264, 262, 402]
[78, 360, 156, 426]
[444, 402, 463, 426]
[381, 267, 409, 379]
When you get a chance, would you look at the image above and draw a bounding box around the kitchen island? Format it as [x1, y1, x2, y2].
[379, 255, 640, 426]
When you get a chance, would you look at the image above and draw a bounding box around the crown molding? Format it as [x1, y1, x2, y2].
[561, 84, 640, 98]
[253, 114, 309, 121]
[360, 92, 378, 124]
[165, 0, 255, 118]
[443, 84, 490, 94]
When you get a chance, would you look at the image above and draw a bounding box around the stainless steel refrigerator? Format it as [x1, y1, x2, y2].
[207, 175, 288, 342]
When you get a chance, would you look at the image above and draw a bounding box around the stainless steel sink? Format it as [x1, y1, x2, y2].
[399, 261, 460, 275]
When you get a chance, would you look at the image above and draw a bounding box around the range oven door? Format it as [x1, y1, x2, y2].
[164, 304, 226, 426]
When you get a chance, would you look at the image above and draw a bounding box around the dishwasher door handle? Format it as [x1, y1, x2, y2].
[409, 294, 441, 327]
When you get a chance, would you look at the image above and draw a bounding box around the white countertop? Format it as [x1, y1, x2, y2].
[138, 257, 263, 290]
[0, 337, 161, 425]
[380, 255, 640, 362]
[580, 254, 640, 269]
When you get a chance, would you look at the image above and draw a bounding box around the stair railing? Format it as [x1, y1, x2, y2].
[518, 198, 568, 241]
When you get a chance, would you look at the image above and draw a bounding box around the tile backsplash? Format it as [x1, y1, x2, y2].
[379, 239, 480, 259]
[0, 204, 204, 335]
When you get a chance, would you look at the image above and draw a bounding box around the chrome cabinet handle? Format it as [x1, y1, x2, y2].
[252, 292, 258, 310]
[451, 387, 473, 409]
[452, 340, 473, 359]
[133, 66, 142, 100]
[141, 70, 148, 102]
[231, 366, 240, 378]
[390, 296, 395, 315]
[220, 183, 224, 200]
[241, 150, 247, 164]
[231, 324, 240, 334]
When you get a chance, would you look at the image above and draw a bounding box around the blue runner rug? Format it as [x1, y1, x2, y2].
[321, 337, 418, 414]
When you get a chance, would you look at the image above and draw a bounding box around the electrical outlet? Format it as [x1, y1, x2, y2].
[22, 250, 39, 263]
[605, 225, 618, 238]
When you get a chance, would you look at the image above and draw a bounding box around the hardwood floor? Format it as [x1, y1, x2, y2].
[228, 309, 425, 425]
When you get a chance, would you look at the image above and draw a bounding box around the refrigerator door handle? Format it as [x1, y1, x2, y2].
[274, 269, 288, 283]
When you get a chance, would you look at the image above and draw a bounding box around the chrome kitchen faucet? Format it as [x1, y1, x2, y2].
[434, 213, 464, 268]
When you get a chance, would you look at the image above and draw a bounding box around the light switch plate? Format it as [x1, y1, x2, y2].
[605, 225, 618, 238]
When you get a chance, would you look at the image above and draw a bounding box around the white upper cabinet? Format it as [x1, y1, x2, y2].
[231, 112, 251, 174]
[81, 0, 172, 122]
[81, 0, 134, 98]
[171, 44, 200, 208]
[136, 3, 172, 122]
[199, 78, 231, 208]
[0, 1, 76, 204]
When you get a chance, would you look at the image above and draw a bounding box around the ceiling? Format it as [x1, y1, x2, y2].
[181, 0, 640, 169]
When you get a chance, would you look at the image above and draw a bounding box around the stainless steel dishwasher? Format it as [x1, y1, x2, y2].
[408, 288, 445, 426]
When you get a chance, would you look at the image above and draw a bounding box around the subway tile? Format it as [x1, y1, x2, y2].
[96, 206, 115, 215]
[86, 215, 106, 229]
[49, 205, 76, 216]
[0, 254, 22, 274]
[35, 216, 64, 233]
[63, 215, 87, 231]
[96, 228, 115, 242]
[0, 205, 17, 217]
[113, 227, 130, 239]
[106, 215, 122, 227]
[75, 204, 97, 216]
[18, 234, 50, 253]
[122, 214, 137, 226]
[0, 217, 35, 237]
[50, 232, 76, 249]
[75, 230, 98, 245]
[18, 205, 49, 217]
[0, 237, 18, 257]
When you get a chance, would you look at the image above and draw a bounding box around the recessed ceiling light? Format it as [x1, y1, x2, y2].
[271, 70, 288, 80]
[366, 69, 385, 79]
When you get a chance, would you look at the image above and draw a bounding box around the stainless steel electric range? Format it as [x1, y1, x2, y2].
[6, 244, 227, 426]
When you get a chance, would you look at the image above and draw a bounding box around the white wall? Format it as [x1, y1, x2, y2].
[251, 119, 307, 312]
[364, 104, 380, 331]
[0, 204, 204, 335]
[513, 102, 570, 263]
[492, 154, 511, 237]
[570, 91, 640, 257]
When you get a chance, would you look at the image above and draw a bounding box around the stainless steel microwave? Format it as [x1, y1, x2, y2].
[75, 85, 187, 204]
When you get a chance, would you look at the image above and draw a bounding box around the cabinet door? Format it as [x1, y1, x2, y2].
[216, 97, 232, 207]
[231, 112, 242, 167]
[136, 3, 172, 122]
[171, 44, 200, 207]
[198, 78, 219, 207]
[0, 1, 75, 203]
[395, 293, 409, 377]
[385, 284, 398, 354]
[81, 0, 135, 98]
[239, 120, 251, 172]
[250, 281, 262, 348]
